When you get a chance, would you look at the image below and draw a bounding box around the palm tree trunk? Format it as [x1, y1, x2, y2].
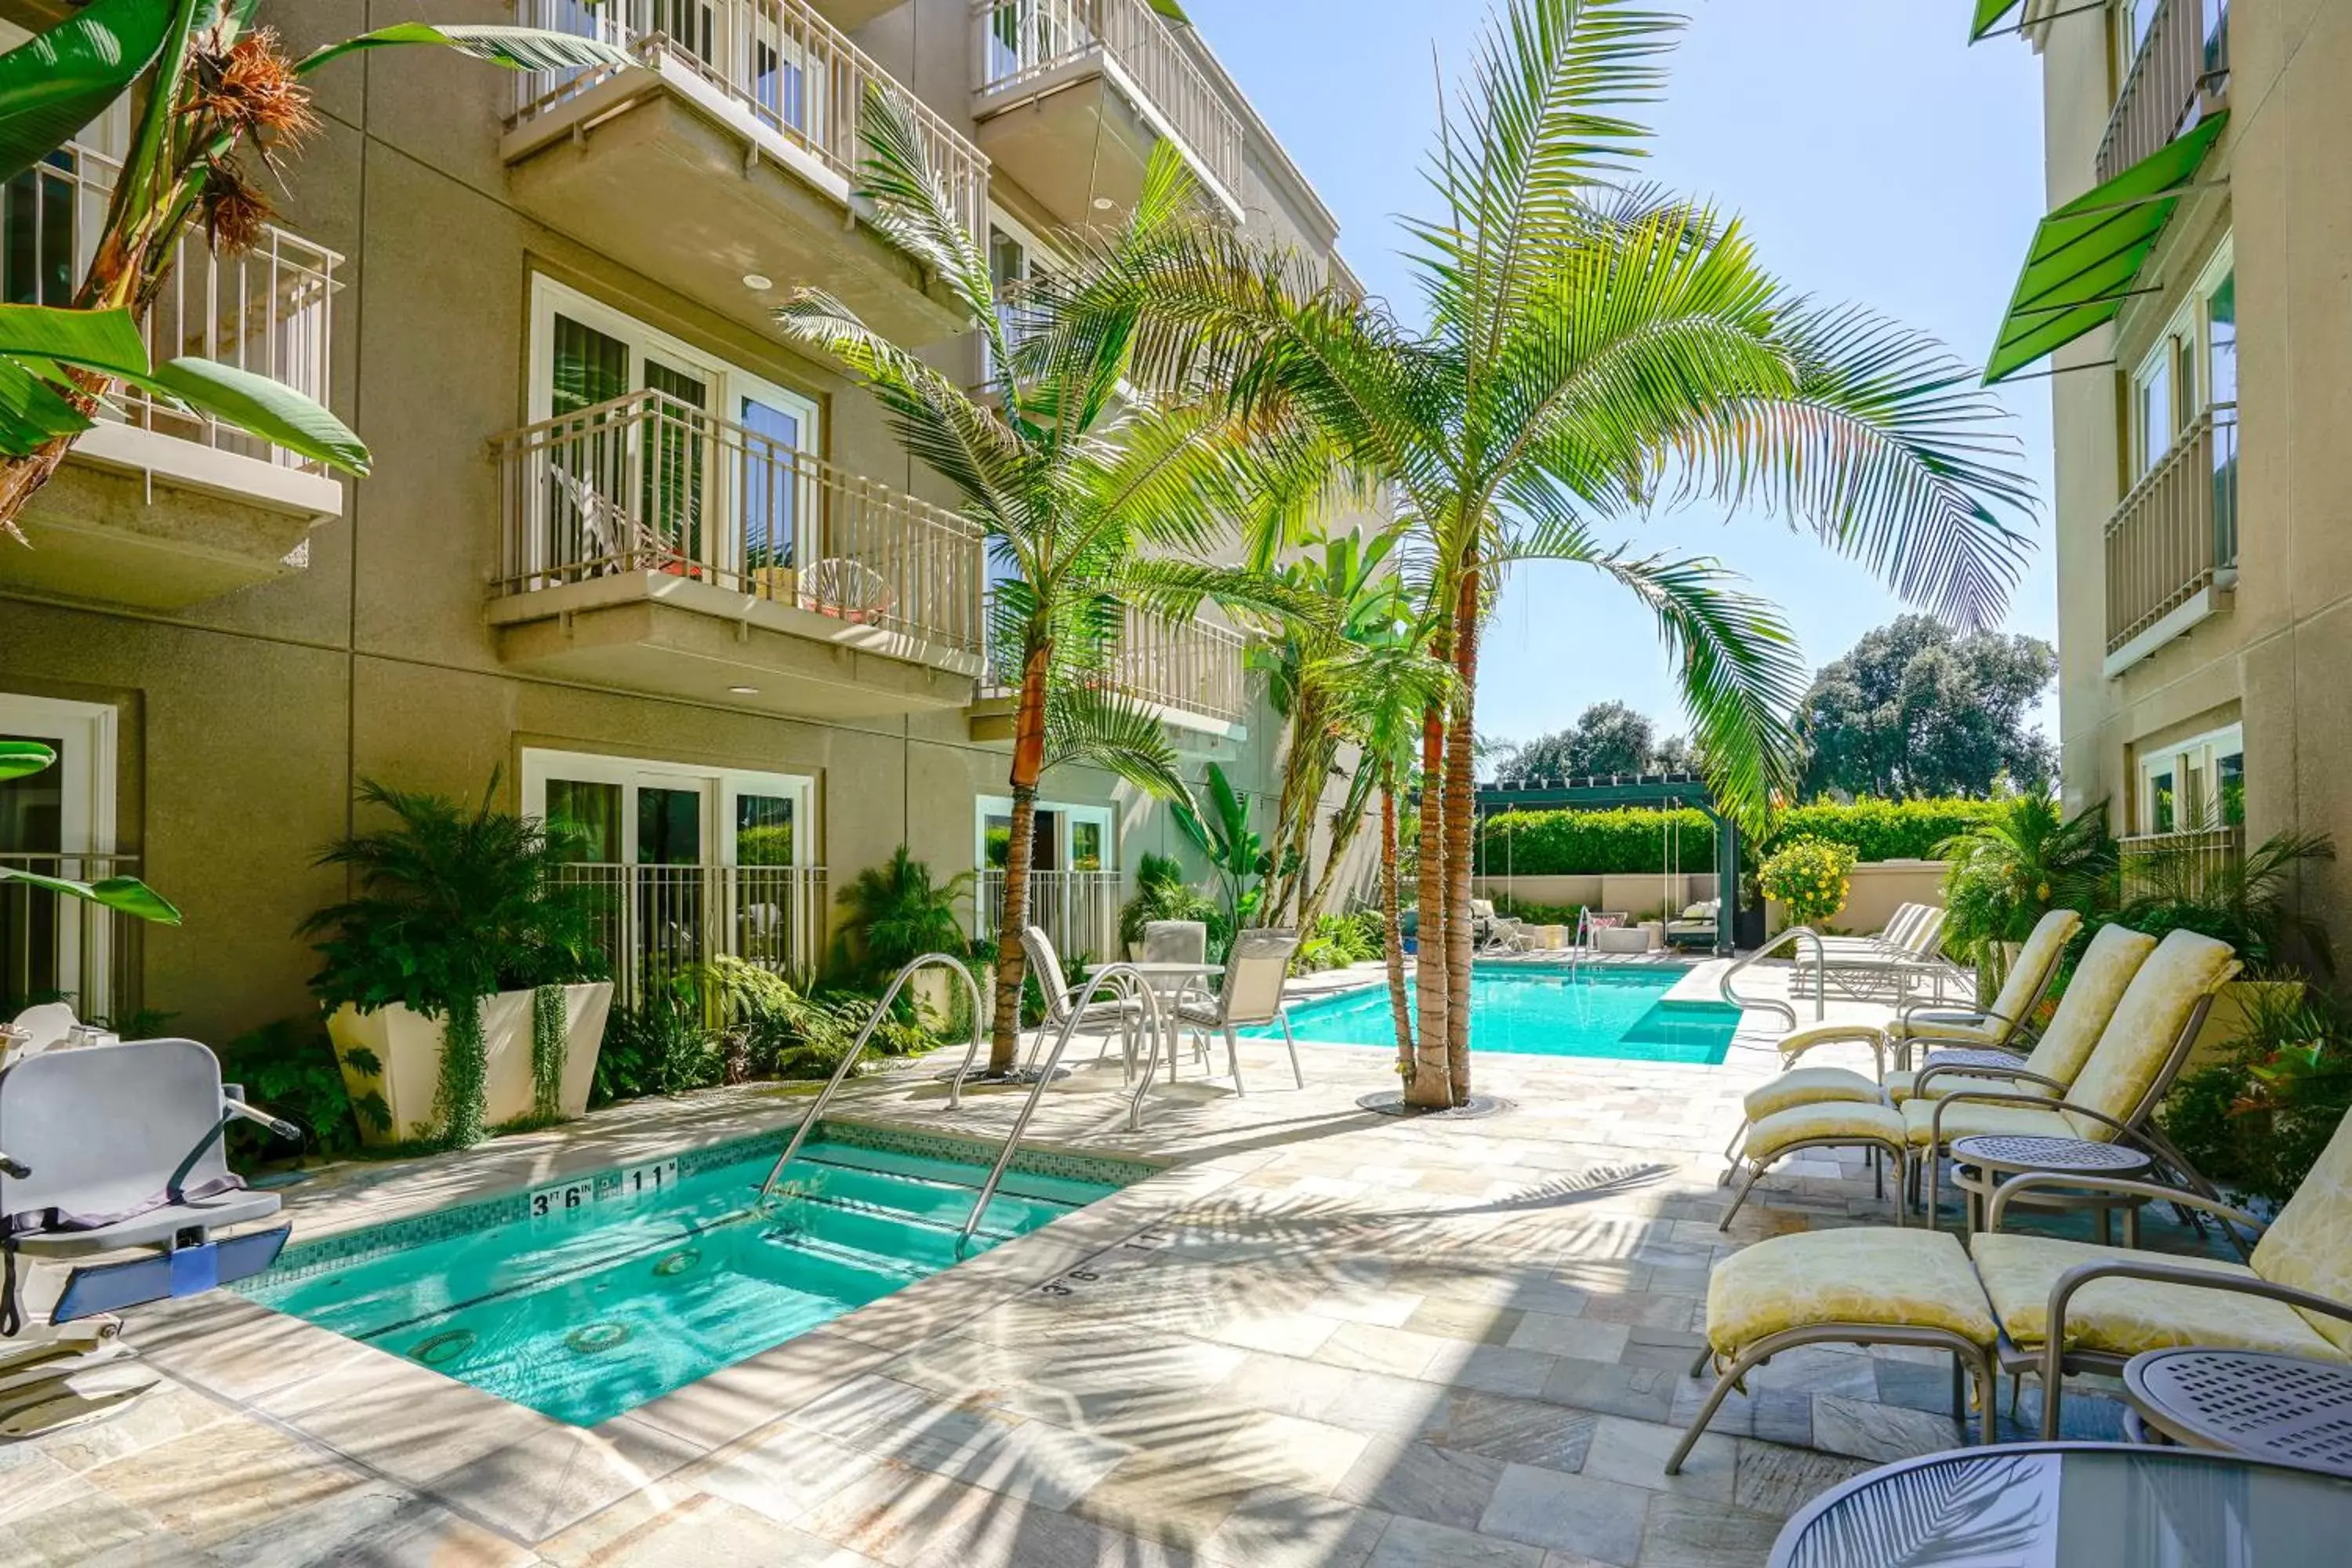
[987, 648, 1051, 1074]
[1294, 757, 1376, 938]
[1442, 562, 1483, 1103]
[1381, 778, 1412, 1077]
[1408, 693, 1452, 1107]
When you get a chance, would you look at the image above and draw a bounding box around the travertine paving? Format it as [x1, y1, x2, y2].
[1, 962, 2187, 1566]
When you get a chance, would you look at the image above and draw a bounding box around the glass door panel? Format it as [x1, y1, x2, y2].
[637, 782, 710, 991]
[545, 779, 623, 863]
[642, 359, 709, 565]
[1070, 818, 1105, 873]
[739, 396, 804, 595]
[735, 793, 797, 866]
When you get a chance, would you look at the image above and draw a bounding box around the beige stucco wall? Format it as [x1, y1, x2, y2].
[0, 0, 1365, 1043]
[2039, 0, 2352, 946]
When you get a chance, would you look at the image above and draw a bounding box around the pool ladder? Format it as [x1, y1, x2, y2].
[756, 957, 1171, 1250]
[1717, 926, 1828, 1033]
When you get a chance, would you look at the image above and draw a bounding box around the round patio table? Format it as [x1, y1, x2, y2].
[2124, 1348, 2352, 1476]
[1769, 1443, 2352, 1567]
[1085, 962, 1221, 1082]
[1949, 1133, 2151, 1244]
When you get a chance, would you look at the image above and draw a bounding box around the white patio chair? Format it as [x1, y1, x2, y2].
[1020, 924, 1143, 1073]
[544, 464, 684, 575]
[802, 557, 896, 625]
[1175, 928, 1305, 1095]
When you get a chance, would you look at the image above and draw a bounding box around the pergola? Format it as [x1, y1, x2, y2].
[1472, 774, 1742, 956]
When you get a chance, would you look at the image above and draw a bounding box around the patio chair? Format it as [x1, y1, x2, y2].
[1469, 898, 1499, 947]
[1482, 915, 1536, 954]
[1019, 925, 1145, 1074]
[1673, 1097, 2352, 1472]
[1142, 920, 1211, 1065]
[545, 464, 684, 575]
[0, 1037, 298, 1438]
[1175, 928, 1305, 1094]
[1, 1001, 82, 1069]
[1794, 903, 1962, 1002]
[1737, 909, 2100, 1131]
[1721, 927, 2237, 1232]
[802, 557, 895, 626]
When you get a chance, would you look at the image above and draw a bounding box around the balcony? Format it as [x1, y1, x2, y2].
[1, 851, 146, 1023]
[971, 594, 1249, 745]
[2121, 826, 2243, 901]
[975, 867, 1122, 962]
[2104, 403, 2236, 675]
[809, 0, 906, 27]
[554, 861, 826, 1004]
[490, 390, 987, 714]
[0, 143, 345, 611]
[971, 0, 1246, 229]
[2099, 0, 2230, 184]
[503, 0, 989, 347]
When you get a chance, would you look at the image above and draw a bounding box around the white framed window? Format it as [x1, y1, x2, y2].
[2128, 238, 2234, 481]
[522, 748, 815, 869]
[975, 797, 1116, 873]
[0, 694, 122, 1018]
[2135, 723, 2244, 836]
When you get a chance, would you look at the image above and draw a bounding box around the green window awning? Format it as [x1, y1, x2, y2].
[1971, 2, 2025, 41]
[1983, 113, 2228, 385]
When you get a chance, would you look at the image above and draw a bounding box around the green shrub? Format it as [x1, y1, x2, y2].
[2161, 985, 2352, 1206]
[593, 977, 721, 1103]
[1759, 839, 1857, 927]
[1492, 896, 1586, 927]
[1472, 797, 2004, 877]
[1120, 852, 1219, 953]
[833, 848, 972, 987]
[1296, 911, 1384, 973]
[217, 1018, 372, 1167]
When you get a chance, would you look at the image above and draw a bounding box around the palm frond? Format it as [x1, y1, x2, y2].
[850, 85, 997, 332]
[1043, 683, 1193, 808]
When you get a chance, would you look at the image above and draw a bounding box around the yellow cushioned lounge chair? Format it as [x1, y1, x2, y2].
[1736, 910, 2098, 1139]
[1721, 929, 2237, 1233]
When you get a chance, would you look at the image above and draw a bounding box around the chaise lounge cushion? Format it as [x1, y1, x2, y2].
[1887, 909, 2085, 1049]
[2060, 929, 2238, 1139]
[1899, 1096, 2076, 1147]
[1972, 1232, 2343, 1362]
[1743, 1067, 1886, 1123]
[2249, 1106, 2352, 1355]
[1742, 1100, 1908, 1165]
[1708, 1229, 1997, 1359]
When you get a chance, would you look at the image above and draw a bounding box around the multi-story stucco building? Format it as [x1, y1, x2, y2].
[0, 0, 1361, 1040]
[1981, 0, 2344, 936]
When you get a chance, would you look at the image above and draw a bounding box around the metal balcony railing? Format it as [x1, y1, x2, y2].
[2098, 0, 2230, 184]
[553, 861, 826, 1005]
[981, 591, 1248, 724]
[976, 868, 1122, 961]
[2121, 826, 2243, 901]
[2105, 402, 2237, 658]
[1, 141, 343, 471]
[511, 0, 989, 251]
[493, 390, 987, 657]
[975, 0, 1245, 199]
[0, 852, 146, 1023]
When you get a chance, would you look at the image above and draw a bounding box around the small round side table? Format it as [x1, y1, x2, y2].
[1948, 1133, 2152, 1243]
[2124, 1348, 2352, 1477]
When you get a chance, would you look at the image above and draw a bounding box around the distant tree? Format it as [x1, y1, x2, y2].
[1497, 702, 1690, 783]
[1798, 615, 2056, 800]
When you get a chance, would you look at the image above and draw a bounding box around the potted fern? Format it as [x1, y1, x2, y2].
[303, 776, 612, 1148]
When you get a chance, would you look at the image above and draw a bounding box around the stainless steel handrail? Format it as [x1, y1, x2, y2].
[757, 953, 982, 1203]
[958, 963, 1161, 1247]
[1718, 926, 1828, 1032]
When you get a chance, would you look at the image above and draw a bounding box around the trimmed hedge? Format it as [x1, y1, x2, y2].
[1473, 797, 2003, 876]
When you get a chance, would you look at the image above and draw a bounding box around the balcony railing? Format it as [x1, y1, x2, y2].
[511, 0, 989, 250]
[976, 867, 1123, 961]
[554, 862, 826, 1006]
[493, 390, 986, 656]
[1, 852, 146, 1024]
[982, 591, 1247, 724]
[2098, 0, 2230, 183]
[2121, 826, 2243, 901]
[2, 141, 342, 471]
[976, 0, 1245, 198]
[2105, 402, 2237, 658]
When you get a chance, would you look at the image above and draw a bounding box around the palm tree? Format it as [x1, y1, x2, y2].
[0, 4, 628, 533]
[1131, 0, 2037, 1107]
[775, 94, 1252, 1076]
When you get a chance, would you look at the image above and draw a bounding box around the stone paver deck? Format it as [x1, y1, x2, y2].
[1, 960, 2208, 1566]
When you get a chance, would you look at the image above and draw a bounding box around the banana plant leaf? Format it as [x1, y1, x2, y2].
[0, 741, 56, 782]
[0, 0, 175, 186]
[0, 866, 183, 926]
[299, 24, 636, 78]
[141, 358, 372, 476]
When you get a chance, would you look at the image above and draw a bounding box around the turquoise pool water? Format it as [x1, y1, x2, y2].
[1253, 966, 1741, 1065]
[241, 1138, 1120, 1426]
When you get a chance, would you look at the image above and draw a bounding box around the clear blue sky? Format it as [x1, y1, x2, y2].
[1183, 0, 2056, 752]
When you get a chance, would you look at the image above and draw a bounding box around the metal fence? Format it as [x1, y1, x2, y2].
[976, 869, 1123, 962]
[553, 862, 826, 1006]
[975, 0, 1245, 198]
[0, 853, 145, 1024]
[2098, 0, 2230, 184]
[1, 140, 342, 470]
[494, 390, 986, 655]
[2106, 403, 2237, 657]
[2121, 826, 2245, 902]
[511, 0, 989, 250]
[982, 591, 1247, 723]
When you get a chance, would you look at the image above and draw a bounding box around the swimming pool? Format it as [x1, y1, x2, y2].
[241, 1129, 1131, 1426]
[1254, 965, 1742, 1065]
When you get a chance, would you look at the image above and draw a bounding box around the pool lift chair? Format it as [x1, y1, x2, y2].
[0, 1036, 299, 1439]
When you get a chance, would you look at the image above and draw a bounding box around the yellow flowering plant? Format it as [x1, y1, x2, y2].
[1759, 838, 1857, 928]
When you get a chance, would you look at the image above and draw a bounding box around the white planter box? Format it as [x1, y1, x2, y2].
[328, 981, 613, 1145]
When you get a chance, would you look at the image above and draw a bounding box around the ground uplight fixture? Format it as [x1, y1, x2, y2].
[728, 685, 760, 695]
[742, 273, 774, 291]
[1091, 197, 1115, 210]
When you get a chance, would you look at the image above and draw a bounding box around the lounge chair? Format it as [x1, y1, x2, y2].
[1482, 915, 1536, 954]
[0, 1037, 298, 1437]
[1736, 909, 2100, 1131]
[1671, 1100, 2352, 1472]
[1794, 902, 1962, 1002]
[1721, 927, 2238, 1231]
[1175, 928, 1305, 1094]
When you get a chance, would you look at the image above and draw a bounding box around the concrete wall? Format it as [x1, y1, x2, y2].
[1470, 875, 1719, 921]
[1765, 861, 1949, 940]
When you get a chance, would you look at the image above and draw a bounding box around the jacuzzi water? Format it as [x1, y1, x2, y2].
[1253, 964, 1742, 1065]
[241, 1138, 1122, 1425]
